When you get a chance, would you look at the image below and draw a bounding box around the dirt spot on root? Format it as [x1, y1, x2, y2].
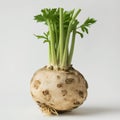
[42, 90, 49, 96]
[73, 101, 80, 105]
[61, 90, 67, 96]
[36, 101, 42, 106]
[33, 80, 41, 89]
[36, 101, 41, 104]
[65, 78, 74, 84]
[57, 75, 60, 79]
[42, 90, 51, 101]
[57, 83, 63, 88]
[79, 91, 84, 98]
[48, 66, 53, 70]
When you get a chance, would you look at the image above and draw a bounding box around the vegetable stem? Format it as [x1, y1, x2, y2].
[59, 8, 64, 65]
[62, 9, 81, 68]
[48, 20, 57, 65]
[48, 41, 51, 64]
[68, 29, 76, 65]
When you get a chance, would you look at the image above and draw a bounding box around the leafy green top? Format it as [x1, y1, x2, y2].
[34, 8, 96, 70]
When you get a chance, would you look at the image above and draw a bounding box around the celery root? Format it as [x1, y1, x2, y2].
[30, 66, 88, 115]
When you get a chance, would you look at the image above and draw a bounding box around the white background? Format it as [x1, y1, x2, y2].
[0, 0, 120, 120]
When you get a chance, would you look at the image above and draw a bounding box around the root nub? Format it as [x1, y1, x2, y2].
[36, 101, 71, 115]
[37, 102, 58, 115]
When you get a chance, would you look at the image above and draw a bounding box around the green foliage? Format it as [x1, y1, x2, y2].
[80, 18, 96, 35]
[34, 32, 49, 43]
[34, 8, 59, 24]
[34, 8, 96, 69]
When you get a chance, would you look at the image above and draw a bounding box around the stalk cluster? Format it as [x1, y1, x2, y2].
[34, 8, 96, 69]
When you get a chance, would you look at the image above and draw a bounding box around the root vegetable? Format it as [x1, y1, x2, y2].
[30, 66, 88, 115]
[30, 8, 96, 115]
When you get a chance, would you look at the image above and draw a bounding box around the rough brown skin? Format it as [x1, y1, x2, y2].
[30, 66, 88, 115]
